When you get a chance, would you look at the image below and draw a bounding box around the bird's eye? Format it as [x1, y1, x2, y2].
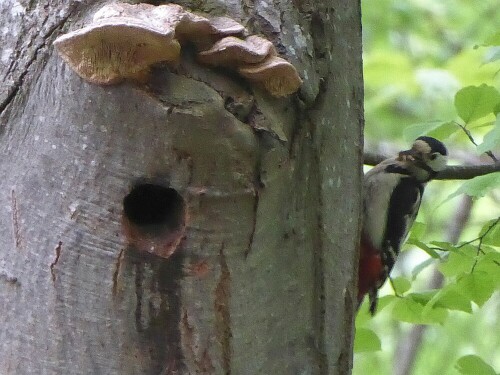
[430, 153, 438, 160]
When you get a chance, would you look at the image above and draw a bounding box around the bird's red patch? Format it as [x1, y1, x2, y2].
[358, 235, 383, 303]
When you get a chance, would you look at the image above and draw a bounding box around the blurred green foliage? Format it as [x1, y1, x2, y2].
[356, 0, 500, 374]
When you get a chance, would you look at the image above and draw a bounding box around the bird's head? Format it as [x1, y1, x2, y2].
[398, 136, 448, 180]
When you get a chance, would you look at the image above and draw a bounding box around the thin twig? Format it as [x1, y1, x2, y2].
[455, 121, 498, 162]
[471, 217, 500, 272]
[426, 217, 500, 267]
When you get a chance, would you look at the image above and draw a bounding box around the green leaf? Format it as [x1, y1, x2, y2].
[408, 221, 426, 241]
[406, 238, 441, 258]
[456, 355, 497, 375]
[424, 285, 473, 313]
[430, 241, 460, 252]
[412, 258, 435, 279]
[426, 121, 460, 140]
[391, 276, 412, 294]
[354, 328, 382, 353]
[409, 291, 435, 305]
[479, 219, 500, 246]
[483, 32, 500, 46]
[376, 294, 397, 312]
[446, 173, 500, 201]
[477, 117, 500, 154]
[454, 85, 500, 123]
[474, 252, 500, 278]
[392, 296, 447, 324]
[438, 250, 474, 277]
[403, 121, 458, 143]
[356, 295, 396, 322]
[456, 272, 498, 307]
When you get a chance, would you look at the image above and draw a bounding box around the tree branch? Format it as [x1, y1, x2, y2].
[363, 151, 500, 180]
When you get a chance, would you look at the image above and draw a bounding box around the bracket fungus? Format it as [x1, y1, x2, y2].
[175, 13, 245, 50]
[238, 56, 303, 97]
[197, 35, 276, 67]
[54, 3, 183, 84]
[196, 34, 301, 96]
[54, 2, 302, 96]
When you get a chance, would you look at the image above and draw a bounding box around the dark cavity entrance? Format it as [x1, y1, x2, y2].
[123, 184, 185, 233]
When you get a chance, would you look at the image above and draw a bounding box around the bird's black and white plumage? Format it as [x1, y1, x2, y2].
[358, 136, 448, 314]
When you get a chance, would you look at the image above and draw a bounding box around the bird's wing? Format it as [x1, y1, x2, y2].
[382, 177, 423, 273]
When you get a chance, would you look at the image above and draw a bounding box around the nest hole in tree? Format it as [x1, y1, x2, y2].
[123, 183, 186, 238]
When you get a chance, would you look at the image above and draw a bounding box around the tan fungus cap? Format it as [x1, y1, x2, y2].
[238, 56, 302, 97]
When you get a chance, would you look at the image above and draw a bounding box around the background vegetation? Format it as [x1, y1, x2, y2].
[355, 1, 500, 374]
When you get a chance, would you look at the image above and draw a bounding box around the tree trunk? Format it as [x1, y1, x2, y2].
[0, 1, 363, 374]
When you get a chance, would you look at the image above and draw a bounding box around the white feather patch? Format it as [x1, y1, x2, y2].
[363, 163, 405, 249]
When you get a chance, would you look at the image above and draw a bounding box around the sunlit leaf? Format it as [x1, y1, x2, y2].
[474, 252, 500, 278]
[456, 355, 497, 375]
[392, 296, 447, 324]
[477, 117, 500, 154]
[438, 251, 474, 277]
[408, 291, 435, 305]
[424, 285, 473, 313]
[356, 295, 396, 323]
[454, 85, 500, 123]
[427, 121, 460, 140]
[354, 328, 382, 353]
[456, 272, 498, 306]
[402, 121, 458, 143]
[445, 173, 500, 201]
[391, 276, 411, 294]
[430, 241, 460, 252]
[408, 221, 426, 241]
[376, 294, 397, 312]
[447, 50, 500, 87]
[479, 218, 500, 246]
[483, 32, 500, 46]
[406, 238, 441, 258]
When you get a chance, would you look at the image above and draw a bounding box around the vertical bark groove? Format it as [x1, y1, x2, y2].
[10, 189, 22, 250]
[50, 241, 63, 282]
[215, 244, 232, 375]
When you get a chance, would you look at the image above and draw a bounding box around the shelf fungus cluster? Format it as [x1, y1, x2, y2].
[54, 2, 302, 96]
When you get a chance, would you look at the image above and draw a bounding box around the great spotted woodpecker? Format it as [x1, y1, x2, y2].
[358, 136, 448, 314]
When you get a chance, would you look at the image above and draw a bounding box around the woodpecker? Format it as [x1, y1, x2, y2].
[358, 136, 448, 314]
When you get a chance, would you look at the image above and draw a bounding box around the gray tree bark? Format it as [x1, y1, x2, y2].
[0, 1, 363, 374]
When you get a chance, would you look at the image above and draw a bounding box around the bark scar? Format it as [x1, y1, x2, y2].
[50, 241, 62, 282]
[0, 271, 20, 286]
[244, 188, 259, 258]
[112, 248, 125, 296]
[180, 309, 215, 373]
[11, 189, 22, 250]
[214, 243, 232, 374]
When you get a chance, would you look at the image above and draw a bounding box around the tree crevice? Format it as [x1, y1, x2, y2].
[214, 243, 232, 375]
[0, 3, 75, 118]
